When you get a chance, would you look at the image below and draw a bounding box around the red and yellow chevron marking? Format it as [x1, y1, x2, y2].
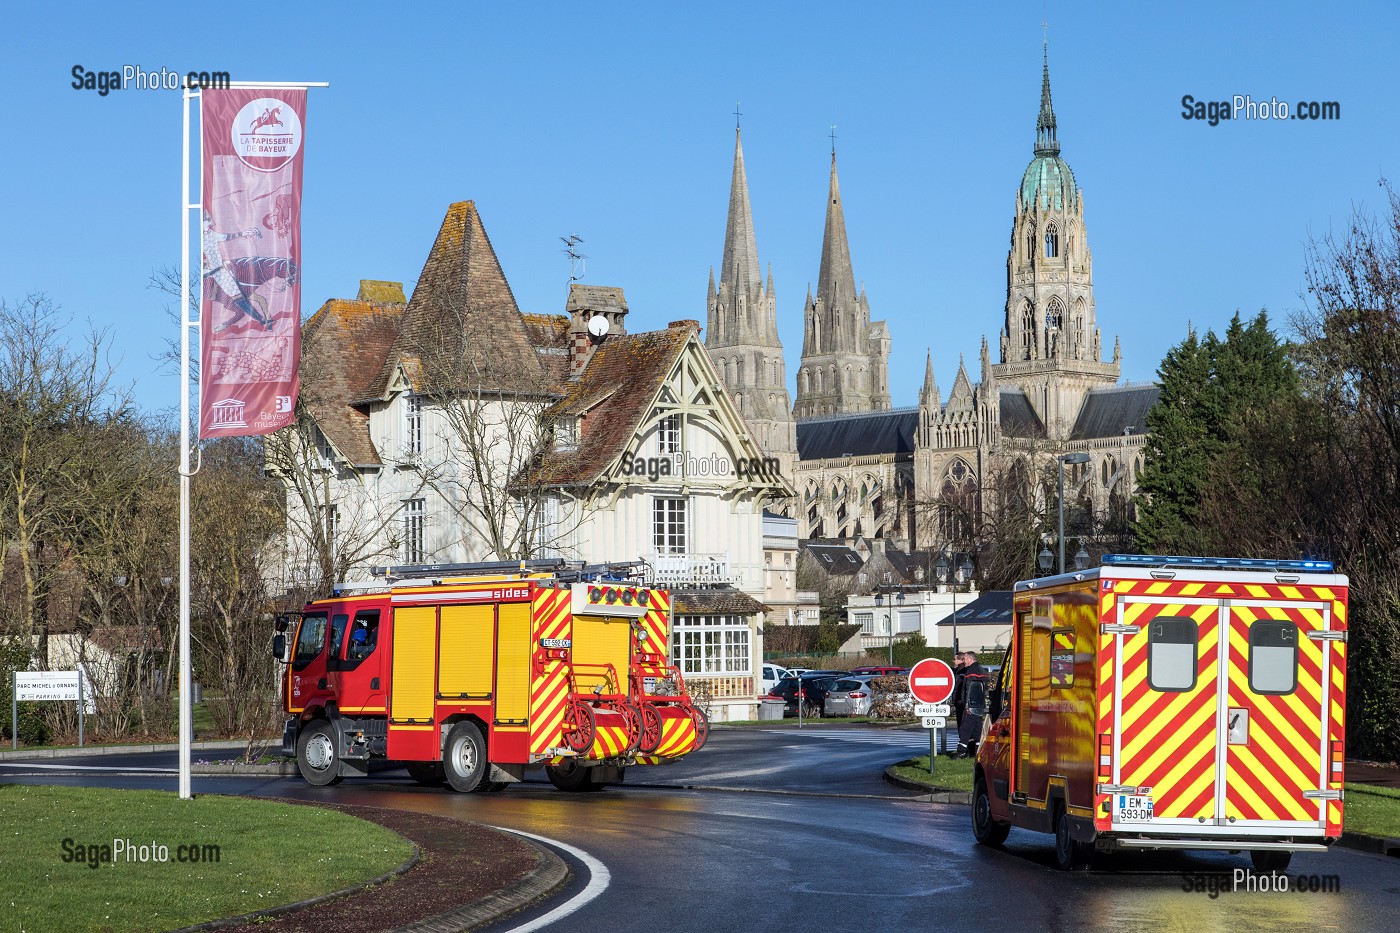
[650, 706, 699, 758]
[1224, 604, 1325, 824]
[1116, 601, 1222, 820]
[585, 708, 632, 759]
[1328, 634, 1347, 836]
[529, 588, 573, 756]
[1110, 578, 1341, 605]
[637, 590, 671, 655]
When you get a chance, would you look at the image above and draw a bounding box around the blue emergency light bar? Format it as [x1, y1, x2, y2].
[1102, 554, 1334, 573]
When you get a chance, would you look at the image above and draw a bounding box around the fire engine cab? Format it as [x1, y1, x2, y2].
[972, 555, 1347, 871]
[273, 559, 708, 792]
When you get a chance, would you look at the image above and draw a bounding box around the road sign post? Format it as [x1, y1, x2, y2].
[908, 658, 956, 778]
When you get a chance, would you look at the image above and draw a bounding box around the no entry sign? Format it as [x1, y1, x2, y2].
[908, 657, 956, 704]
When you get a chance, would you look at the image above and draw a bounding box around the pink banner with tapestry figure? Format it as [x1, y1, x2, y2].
[199, 88, 305, 438]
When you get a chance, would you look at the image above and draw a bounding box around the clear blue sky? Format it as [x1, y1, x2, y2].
[4, 1, 1397, 419]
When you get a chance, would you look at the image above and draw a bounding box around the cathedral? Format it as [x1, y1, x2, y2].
[705, 44, 1159, 554]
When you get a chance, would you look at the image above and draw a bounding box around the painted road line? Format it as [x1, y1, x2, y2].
[0, 762, 179, 773]
[493, 827, 610, 933]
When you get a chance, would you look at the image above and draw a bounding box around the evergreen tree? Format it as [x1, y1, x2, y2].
[1133, 312, 1299, 554]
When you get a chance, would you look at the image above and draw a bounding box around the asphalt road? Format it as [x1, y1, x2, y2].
[3, 725, 1398, 932]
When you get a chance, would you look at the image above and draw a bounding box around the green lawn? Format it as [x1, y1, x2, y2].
[1344, 784, 1400, 839]
[0, 785, 413, 932]
[887, 755, 976, 793]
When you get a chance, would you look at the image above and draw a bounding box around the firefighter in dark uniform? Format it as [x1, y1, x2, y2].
[956, 651, 989, 758]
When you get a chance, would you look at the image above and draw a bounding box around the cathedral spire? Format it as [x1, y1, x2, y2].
[817, 151, 857, 308]
[1035, 40, 1060, 157]
[721, 127, 762, 303]
[920, 349, 940, 407]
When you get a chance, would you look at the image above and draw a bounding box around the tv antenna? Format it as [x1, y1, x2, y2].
[561, 234, 586, 285]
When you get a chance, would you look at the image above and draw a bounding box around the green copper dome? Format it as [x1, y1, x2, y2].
[1021, 154, 1077, 211]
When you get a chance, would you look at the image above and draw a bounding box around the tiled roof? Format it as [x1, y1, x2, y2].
[801, 542, 865, 575]
[300, 298, 404, 465]
[999, 389, 1047, 439]
[525, 326, 693, 487]
[673, 587, 767, 616]
[796, 408, 918, 460]
[935, 590, 1014, 627]
[367, 201, 550, 401]
[1070, 384, 1161, 440]
[522, 313, 571, 385]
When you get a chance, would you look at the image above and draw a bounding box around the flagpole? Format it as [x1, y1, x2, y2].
[179, 79, 327, 800]
[179, 83, 194, 799]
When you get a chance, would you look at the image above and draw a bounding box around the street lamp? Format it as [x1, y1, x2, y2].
[936, 555, 975, 655]
[1055, 452, 1091, 574]
[873, 587, 905, 664]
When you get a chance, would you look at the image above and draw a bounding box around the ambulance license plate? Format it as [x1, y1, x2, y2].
[1115, 794, 1154, 822]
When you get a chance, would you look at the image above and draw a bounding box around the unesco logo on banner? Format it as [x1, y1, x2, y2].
[232, 97, 303, 172]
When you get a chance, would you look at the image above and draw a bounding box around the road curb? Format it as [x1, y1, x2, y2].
[1335, 832, 1400, 857]
[191, 761, 298, 776]
[882, 765, 970, 804]
[0, 740, 274, 761]
[389, 835, 569, 933]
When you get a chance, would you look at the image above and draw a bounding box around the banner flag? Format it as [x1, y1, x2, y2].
[198, 88, 306, 438]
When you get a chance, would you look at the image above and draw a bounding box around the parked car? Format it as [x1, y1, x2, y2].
[770, 671, 850, 718]
[761, 663, 792, 695]
[848, 666, 905, 677]
[823, 675, 880, 717]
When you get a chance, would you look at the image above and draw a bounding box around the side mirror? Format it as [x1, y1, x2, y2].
[271, 633, 287, 661]
[274, 615, 291, 633]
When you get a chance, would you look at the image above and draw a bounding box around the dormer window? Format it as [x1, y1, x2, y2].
[556, 417, 579, 450]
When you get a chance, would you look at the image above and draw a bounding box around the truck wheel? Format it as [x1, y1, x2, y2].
[1250, 850, 1292, 873]
[546, 758, 601, 792]
[405, 761, 445, 786]
[443, 721, 487, 793]
[1053, 805, 1091, 871]
[296, 719, 343, 786]
[972, 776, 1011, 846]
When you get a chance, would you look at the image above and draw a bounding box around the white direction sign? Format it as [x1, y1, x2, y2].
[914, 702, 951, 717]
[921, 716, 948, 729]
[14, 671, 81, 702]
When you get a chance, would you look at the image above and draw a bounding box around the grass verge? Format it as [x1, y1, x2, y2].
[0, 785, 413, 932]
[887, 755, 975, 793]
[1344, 784, 1400, 839]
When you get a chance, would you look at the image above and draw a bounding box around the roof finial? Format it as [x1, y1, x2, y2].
[1035, 25, 1060, 157]
[829, 124, 837, 158]
[734, 101, 742, 131]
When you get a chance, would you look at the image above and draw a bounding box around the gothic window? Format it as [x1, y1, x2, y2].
[771, 359, 778, 385]
[1021, 300, 1034, 360]
[1046, 298, 1063, 331]
[1045, 222, 1059, 258]
[1025, 226, 1035, 261]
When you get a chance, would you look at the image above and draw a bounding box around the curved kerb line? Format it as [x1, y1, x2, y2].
[491, 827, 611, 932]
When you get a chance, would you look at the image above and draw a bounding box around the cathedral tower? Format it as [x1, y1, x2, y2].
[794, 150, 892, 420]
[705, 126, 797, 480]
[993, 43, 1119, 438]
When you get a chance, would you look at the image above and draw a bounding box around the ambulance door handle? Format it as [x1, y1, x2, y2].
[1307, 631, 1346, 642]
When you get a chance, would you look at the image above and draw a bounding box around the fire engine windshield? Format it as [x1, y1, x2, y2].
[292, 612, 329, 670]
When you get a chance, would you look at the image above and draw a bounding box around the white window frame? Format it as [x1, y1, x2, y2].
[657, 413, 681, 456]
[653, 496, 687, 556]
[405, 394, 423, 455]
[402, 498, 425, 564]
[670, 615, 752, 675]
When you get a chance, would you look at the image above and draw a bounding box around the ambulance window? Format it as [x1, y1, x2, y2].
[1249, 621, 1298, 694]
[1050, 629, 1075, 688]
[1147, 617, 1197, 692]
[292, 613, 329, 670]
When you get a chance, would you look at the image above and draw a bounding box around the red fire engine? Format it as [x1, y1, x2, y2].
[274, 560, 708, 792]
[973, 555, 1347, 870]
